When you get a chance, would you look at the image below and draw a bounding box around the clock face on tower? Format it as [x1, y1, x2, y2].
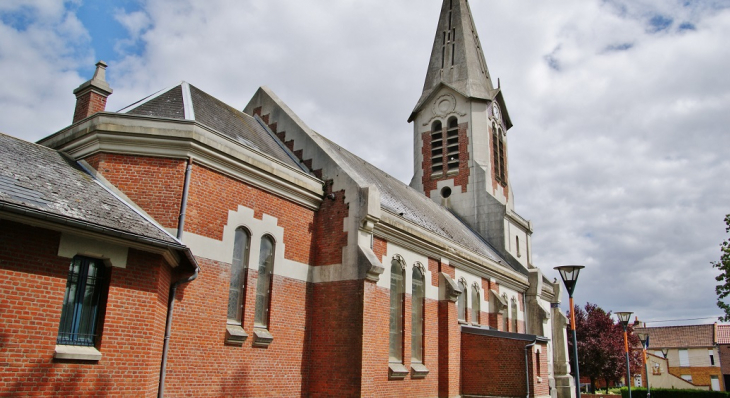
[492, 102, 501, 122]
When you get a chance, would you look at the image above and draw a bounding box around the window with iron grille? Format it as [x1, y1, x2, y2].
[57, 256, 108, 347]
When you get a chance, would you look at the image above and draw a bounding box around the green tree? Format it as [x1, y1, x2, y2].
[713, 214, 730, 321]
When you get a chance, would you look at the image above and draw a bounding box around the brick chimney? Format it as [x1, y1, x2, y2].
[72, 61, 113, 123]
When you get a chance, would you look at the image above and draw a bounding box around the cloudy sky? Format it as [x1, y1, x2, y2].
[1, 0, 728, 326]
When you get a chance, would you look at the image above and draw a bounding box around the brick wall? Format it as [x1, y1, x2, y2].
[84, 153, 187, 230]
[164, 257, 309, 397]
[420, 121, 471, 198]
[73, 91, 108, 123]
[438, 300, 461, 397]
[0, 220, 171, 397]
[308, 280, 364, 397]
[185, 163, 316, 264]
[373, 236, 388, 263]
[360, 282, 439, 397]
[668, 366, 723, 389]
[461, 331, 549, 397]
[312, 182, 348, 266]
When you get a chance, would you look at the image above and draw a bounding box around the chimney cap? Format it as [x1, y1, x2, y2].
[73, 60, 113, 96]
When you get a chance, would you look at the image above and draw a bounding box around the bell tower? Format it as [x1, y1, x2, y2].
[408, 0, 532, 268]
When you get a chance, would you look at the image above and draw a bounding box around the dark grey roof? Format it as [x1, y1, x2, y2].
[127, 85, 185, 119]
[0, 132, 182, 247]
[317, 135, 513, 269]
[120, 83, 303, 170]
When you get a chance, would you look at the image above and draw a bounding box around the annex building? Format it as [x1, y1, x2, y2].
[0, 1, 574, 397]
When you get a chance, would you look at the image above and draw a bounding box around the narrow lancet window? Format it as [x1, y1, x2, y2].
[228, 227, 250, 324]
[471, 283, 480, 325]
[389, 257, 405, 363]
[254, 235, 275, 328]
[411, 265, 425, 364]
[457, 279, 467, 321]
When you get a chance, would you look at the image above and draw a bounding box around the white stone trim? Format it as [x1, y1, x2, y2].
[181, 82, 195, 121]
[181, 206, 312, 283]
[58, 233, 128, 268]
[378, 241, 438, 301]
[39, 115, 323, 211]
[54, 345, 102, 361]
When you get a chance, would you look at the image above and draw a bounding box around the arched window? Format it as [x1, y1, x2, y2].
[446, 117, 459, 173]
[492, 124, 507, 185]
[389, 256, 406, 363]
[457, 278, 467, 322]
[228, 227, 250, 325]
[471, 283, 480, 325]
[511, 297, 519, 333]
[254, 235, 275, 328]
[411, 264, 425, 364]
[431, 121, 443, 175]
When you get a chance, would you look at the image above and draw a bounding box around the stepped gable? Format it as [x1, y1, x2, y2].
[120, 83, 306, 171]
[0, 132, 180, 246]
[316, 133, 526, 274]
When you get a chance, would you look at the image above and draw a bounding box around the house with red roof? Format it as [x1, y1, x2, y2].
[635, 324, 723, 391]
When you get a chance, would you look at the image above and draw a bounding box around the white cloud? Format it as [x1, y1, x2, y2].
[0, 0, 728, 325]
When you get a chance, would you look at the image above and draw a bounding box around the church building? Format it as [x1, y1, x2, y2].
[0, 1, 574, 397]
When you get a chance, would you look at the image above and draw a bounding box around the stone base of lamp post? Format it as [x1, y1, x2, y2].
[554, 374, 576, 398]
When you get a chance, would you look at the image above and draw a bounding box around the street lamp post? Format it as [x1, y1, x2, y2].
[637, 332, 651, 398]
[554, 265, 585, 398]
[616, 312, 634, 398]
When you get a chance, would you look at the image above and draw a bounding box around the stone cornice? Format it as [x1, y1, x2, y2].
[38, 113, 324, 211]
[375, 210, 529, 292]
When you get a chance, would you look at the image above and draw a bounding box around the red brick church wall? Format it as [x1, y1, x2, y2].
[0, 220, 172, 397]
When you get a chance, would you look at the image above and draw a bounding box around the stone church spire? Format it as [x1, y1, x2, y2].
[409, 0, 498, 123]
[408, 0, 529, 270]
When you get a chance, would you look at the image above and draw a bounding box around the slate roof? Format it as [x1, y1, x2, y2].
[117, 83, 522, 274]
[120, 83, 303, 170]
[717, 324, 730, 345]
[0, 132, 187, 250]
[315, 134, 522, 273]
[635, 324, 716, 349]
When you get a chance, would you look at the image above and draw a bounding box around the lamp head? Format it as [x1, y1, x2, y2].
[661, 348, 669, 358]
[616, 311, 633, 327]
[637, 332, 649, 347]
[553, 265, 585, 296]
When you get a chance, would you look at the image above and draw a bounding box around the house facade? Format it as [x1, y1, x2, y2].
[716, 324, 730, 390]
[0, 1, 573, 397]
[635, 324, 723, 392]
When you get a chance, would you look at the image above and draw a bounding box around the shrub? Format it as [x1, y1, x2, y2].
[621, 388, 729, 398]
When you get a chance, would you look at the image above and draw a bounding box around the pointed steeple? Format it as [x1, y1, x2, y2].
[409, 0, 498, 122]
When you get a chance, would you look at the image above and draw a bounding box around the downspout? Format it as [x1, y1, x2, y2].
[525, 340, 537, 398]
[176, 158, 193, 240]
[159, 158, 196, 398]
